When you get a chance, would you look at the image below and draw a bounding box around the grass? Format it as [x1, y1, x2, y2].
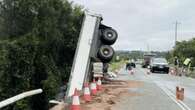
[187, 71, 195, 78]
[109, 60, 126, 71]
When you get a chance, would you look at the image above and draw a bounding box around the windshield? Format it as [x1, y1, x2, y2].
[153, 58, 167, 63]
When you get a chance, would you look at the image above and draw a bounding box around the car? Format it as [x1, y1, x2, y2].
[126, 62, 136, 70]
[130, 62, 136, 68]
[150, 58, 169, 73]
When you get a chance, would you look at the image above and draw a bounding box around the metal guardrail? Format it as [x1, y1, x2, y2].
[0, 89, 43, 109]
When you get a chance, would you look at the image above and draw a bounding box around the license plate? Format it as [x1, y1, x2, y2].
[159, 66, 163, 68]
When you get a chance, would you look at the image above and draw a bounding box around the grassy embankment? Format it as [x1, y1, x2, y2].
[109, 60, 126, 72]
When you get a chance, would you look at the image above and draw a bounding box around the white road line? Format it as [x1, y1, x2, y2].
[154, 82, 191, 110]
[158, 84, 186, 110]
[139, 67, 192, 110]
[178, 100, 192, 110]
[139, 68, 185, 110]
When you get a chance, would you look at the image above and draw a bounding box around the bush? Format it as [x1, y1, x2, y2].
[0, 0, 83, 109]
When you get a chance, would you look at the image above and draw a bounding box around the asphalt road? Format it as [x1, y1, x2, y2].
[112, 65, 195, 110]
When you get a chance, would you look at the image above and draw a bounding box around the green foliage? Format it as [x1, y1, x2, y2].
[114, 51, 144, 61]
[114, 50, 168, 62]
[109, 60, 125, 71]
[172, 38, 195, 66]
[0, 0, 83, 109]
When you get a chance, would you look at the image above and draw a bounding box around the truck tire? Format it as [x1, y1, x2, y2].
[98, 45, 114, 62]
[101, 28, 118, 45]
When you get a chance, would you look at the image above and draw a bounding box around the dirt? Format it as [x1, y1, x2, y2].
[80, 80, 143, 110]
[49, 80, 143, 110]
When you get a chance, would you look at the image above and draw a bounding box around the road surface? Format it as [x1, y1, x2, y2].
[112, 65, 195, 110]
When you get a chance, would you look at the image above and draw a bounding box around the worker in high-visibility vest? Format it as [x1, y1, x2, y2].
[183, 58, 192, 76]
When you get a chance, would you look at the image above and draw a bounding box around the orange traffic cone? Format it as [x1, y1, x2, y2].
[171, 69, 175, 75]
[83, 83, 91, 102]
[90, 79, 97, 95]
[97, 77, 102, 91]
[147, 69, 150, 75]
[71, 88, 80, 110]
[131, 70, 134, 75]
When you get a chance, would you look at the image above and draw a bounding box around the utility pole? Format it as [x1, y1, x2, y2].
[174, 21, 181, 76]
[174, 21, 181, 46]
[147, 44, 150, 53]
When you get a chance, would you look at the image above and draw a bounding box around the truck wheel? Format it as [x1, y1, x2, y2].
[101, 28, 118, 45]
[98, 45, 114, 62]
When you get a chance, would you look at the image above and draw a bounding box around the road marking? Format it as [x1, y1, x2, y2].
[135, 68, 191, 110]
[178, 100, 192, 110]
[154, 82, 191, 110]
[137, 67, 192, 110]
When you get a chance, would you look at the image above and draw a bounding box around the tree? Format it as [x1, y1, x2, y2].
[173, 38, 195, 66]
[0, 0, 83, 109]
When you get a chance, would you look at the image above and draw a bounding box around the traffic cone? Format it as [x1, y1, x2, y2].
[176, 86, 185, 101]
[70, 88, 80, 110]
[131, 69, 134, 75]
[180, 88, 184, 101]
[90, 78, 97, 95]
[97, 77, 102, 91]
[83, 83, 91, 102]
[147, 69, 150, 75]
[176, 86, 180, 100]
[170, 69, 174, 75]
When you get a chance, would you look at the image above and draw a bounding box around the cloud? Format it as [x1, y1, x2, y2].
[70, 0, 195, 51]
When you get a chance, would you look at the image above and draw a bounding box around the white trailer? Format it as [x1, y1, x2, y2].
[66, 11, 102, 97]
[66, 11, 118, 97]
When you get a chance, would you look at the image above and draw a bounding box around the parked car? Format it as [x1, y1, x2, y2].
[150, 58, 169, 73]
[130, 62, 136, 68]
[126, 62, 136, 70]
[126, 59, 136, 70]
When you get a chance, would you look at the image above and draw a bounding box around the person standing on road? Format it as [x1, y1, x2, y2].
[182, 58, 192, 76]
[126, 60, 132, 71]
[174, 56, 179, 76]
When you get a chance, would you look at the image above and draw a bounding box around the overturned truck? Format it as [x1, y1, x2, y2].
[66, 11, 118, 97]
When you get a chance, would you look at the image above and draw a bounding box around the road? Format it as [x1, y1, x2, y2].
[112, 65, 195, 110]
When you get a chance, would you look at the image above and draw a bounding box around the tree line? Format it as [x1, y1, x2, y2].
[167, 38, 195, 67]
[0, 0, 83, 110]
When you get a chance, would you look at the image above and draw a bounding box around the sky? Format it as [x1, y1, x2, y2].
[70, 0, 195, 51]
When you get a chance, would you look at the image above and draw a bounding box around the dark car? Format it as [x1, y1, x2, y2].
[126, 62, 136, 70]
[130, 62, 136, 68]
[150, 58, 169, 73]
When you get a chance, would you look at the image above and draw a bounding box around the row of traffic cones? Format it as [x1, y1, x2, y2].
[71, 77, 102, 110]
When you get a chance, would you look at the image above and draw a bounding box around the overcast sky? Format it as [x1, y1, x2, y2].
[70, 0, 195, 51]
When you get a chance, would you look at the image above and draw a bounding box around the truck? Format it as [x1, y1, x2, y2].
[65, 11, 118, 97]
[142, 53, 156, 68]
